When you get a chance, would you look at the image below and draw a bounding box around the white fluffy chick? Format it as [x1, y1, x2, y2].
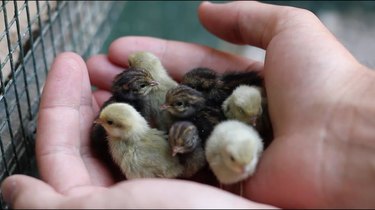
[222, 85, 263, 127]
[205, 120, 264, 184]
[96, 103, 183, 179]
[128, 51, 178, 131]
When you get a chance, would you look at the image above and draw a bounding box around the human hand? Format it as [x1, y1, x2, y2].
[87, 1, 375, 208]
[2, 1, 375, 208]
[0, 51, 274, 208]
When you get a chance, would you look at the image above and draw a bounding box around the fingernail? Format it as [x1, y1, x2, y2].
[1, 178, 17, 208]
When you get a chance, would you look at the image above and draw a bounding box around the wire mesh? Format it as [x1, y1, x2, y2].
[0, 1, 125, 208]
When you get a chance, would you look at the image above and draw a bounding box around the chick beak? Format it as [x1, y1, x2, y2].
[160, 104, 171, 110]
[150, 81, 159, 86]
[172, 147, 183, 156]
[94, 118, 104, 125]
[249, 116, 258, 127]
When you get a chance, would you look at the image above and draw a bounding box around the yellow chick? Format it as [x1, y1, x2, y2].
[128, 51, 178, 131]
[96, 103, 184, 179]
[205, 120, 264, 184]
[222, 85, 263, 127]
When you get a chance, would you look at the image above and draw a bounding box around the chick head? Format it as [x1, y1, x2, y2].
[222, 85, 262, 126]
[181, 67, 218, 91]
[161, 85, 205, 118]
[112, 67, 159, 98]
[208, 120, 263, 176]
[96, 103, 149, 140]
[128, 51, 161, 71]
[222, 138, 258, 175]
[168, 121, 200, 156]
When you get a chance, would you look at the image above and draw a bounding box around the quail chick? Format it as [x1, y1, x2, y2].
[181, 67, 219, 94]
[128, 51, 177, 88]
[254, 99, 274, 148]
[181, 67, 227, 107]
[181, 67, 263, 107]
[90, 67, 159, 158]
[205, 120, 264, 184]
[222, 85, 263, 127]
[128, 51, 178, 131]
[96, 103, 184, 179]
[212, 70, 264, 106]
[168, 121, 206, 178]
[161, 85, 226, 142]
[222, 85, 273, 147]
[109, 67, 159, 116]
[219, 70, 263, 92]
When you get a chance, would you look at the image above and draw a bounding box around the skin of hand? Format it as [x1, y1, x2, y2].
[1, 1, 375, 209]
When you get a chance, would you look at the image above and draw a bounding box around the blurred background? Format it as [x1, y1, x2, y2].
[101, 1, 375, 68]
[0, 1, 374, 208]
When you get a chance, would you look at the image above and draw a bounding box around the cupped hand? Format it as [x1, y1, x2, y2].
[2, 1, 375, 209]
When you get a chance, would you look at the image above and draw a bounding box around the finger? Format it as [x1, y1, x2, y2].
[87, 54, 124, 91]
[198, 1, 324, 49]
[80, 58, 117, 187]
[36, 52, 92, 192]
[93, 90, 112, 108]
[108, 36, 263, 81]
[1, 175, 63, 209]
[85, 179, 278, 209]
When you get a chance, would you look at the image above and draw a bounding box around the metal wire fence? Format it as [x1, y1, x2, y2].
[0, 1, 125, 208]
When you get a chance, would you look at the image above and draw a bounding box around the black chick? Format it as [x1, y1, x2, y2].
[91, 67, 159, 147]
[181, 67, 226, 107]
[90, 67, 159, 173]
[255, 98, 274, 149]
[219, 70, 263, 91]
[161, 85, 225, 143]
[181, 67, 264, 107]
[168, 121, 206, 178]
[181, 67, 219, 94]
[107, 67, 159, 119]
[215, 70, 264, 106]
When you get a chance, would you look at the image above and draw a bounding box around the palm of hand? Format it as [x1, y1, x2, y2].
[246, 15, 373, 206]
[3, 1, 375, 209]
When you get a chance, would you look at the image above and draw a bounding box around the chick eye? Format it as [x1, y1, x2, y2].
[139, 84, 147, 88]
[107, 120, 113, 125]
[229, 155, 235, 162]
[174, 101, 184, 107]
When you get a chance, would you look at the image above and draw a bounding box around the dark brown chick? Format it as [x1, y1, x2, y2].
[161, 85, 225, 143]
[219, 71, 263, 92]
[168, 121, 206, 178]
[181, 68, 264, 107]
[90, 67, 159, 165]
[181, 67, 226, 107]
[255, 98, 274, 148]
[181, 67, 219, 93]
[108, 67, 159, 119]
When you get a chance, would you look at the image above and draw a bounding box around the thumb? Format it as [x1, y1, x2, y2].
[1, 175, 63, 209]
[198, 1, 323, 49]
